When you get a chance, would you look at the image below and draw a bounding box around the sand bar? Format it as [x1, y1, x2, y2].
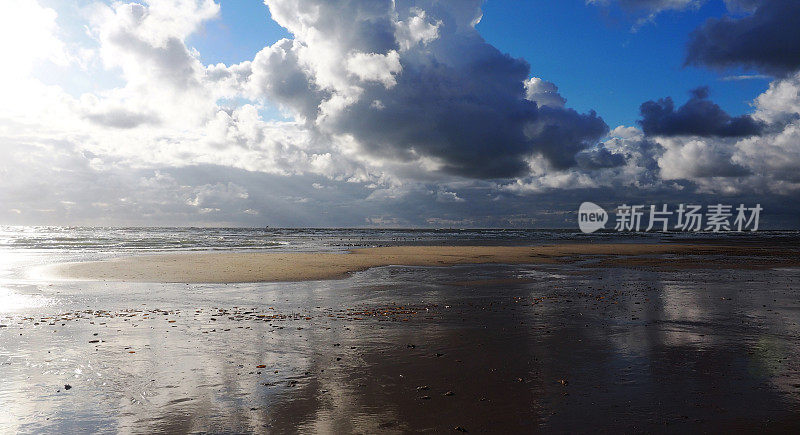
[49, 243, 800, 283]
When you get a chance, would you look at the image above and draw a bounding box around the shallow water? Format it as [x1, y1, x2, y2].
[2, 256, 800, 432]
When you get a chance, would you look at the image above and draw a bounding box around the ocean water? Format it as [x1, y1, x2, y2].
[3, 225, 800, 252]
[2, 226, 638, 252]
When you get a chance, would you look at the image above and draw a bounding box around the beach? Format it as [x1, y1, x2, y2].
[50, 243, 800, 283]
[3, 229, 800, 432]
[5, 0, 800, 431]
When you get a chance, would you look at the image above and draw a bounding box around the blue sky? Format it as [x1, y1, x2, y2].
[477, 0, 771, 127]
[188, 0, 771, 129]
[188, 0, 287, 66]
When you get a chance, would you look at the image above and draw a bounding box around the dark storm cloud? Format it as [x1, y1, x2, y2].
[249, 39, 332, 121]
[255, 0, 609, 179]
[330, 46, 608, 178]
[686, 0, 800, 76]
[575, 146, 627, 170]
[334, 14, 609, 178]
[638, 87, 765, 137]
[84, 108, 161, 129]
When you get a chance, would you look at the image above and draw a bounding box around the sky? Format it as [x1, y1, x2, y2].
[1, 0, 799, 228]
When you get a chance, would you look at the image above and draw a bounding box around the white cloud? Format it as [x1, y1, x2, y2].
[524, 77, 566, 108]
[0, 0, 67, 78]
[435, 190, 465, 203]
[346, 50, 402, 88]
[638, 72, 800, 195]
[1, 0, 799, 226]
[395, 7, 441, 51]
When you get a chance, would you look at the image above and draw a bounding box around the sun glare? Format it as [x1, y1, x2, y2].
[0, 0, 65, 82]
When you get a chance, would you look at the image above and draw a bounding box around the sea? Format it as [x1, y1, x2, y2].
[3, 225, 800, 251]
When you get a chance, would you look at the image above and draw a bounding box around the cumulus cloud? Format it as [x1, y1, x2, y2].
[346, 50, 402, 88]
[754, 72, 800, 122]
[575, 147, 627, 169]
[0, 0, 607, 224]
[524, 78, 567, 109]
[619, 0, 800, 195]
[86, 0, 222, 128]
[686, 0, 800, 76]
[505, 126, 663, 193]
[235, 0, 609, 179]
[2, 0, 800, 227]
[92, 1, 217, 88]
[658, 137, 751, 179]
[0, 0, 67, 79]
[646, 72, 800, 194]
[395, 7, 441, 50]
[639, 87, 765, 137]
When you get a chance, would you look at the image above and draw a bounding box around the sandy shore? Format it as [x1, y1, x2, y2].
[8, 242, 800, 431]
[50, 243, 800, 283]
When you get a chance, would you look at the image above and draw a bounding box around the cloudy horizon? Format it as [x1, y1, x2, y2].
[2, 0, 799, 228]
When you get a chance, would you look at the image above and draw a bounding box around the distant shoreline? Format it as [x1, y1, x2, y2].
[48, 243, 800, 284]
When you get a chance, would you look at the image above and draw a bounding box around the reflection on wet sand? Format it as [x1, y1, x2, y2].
[2, 264, 800, 432]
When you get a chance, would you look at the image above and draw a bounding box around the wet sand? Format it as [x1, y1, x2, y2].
[4, 262, 800, 432]
[50, 243, 800, 283]
[4, 241, 800, 432]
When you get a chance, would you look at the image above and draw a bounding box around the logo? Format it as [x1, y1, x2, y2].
[576, 202, 762, 233]
[578, 202, 608, 233]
